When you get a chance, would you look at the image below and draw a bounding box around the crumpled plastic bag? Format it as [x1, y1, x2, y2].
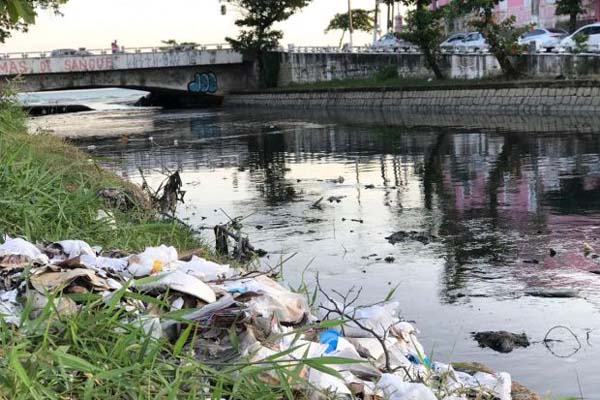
[56, 240, 96, 259]
[473, 371, 512, 400]
[127, 245, 178, 277]
[337, 302, 401, 338]
[389, 322, 429, 367]
[91, 256, 129, 274]
[227, 275, 310, 324]
[136, 269, 216, 304]
[307, 366, 352, 397]
[0, 236, 48, 264]
[0, 290, 21, 325]
[377, 374, 437, 400]
[178, 256, 233, 281]
[346, 337, 398, 360]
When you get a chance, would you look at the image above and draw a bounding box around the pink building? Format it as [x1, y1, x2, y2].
[432, 0, 600, 29]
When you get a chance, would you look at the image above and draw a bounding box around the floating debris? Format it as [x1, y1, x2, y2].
[473, 331, 530, 353]
[327, 195, 346, 203]
[386, 231, 437, 245]
[524, 288, 580, 298]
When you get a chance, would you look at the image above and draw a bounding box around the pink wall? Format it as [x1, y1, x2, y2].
[434, 0, 600, 27]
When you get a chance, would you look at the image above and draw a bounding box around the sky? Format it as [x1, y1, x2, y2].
[1, 0, 401, 53]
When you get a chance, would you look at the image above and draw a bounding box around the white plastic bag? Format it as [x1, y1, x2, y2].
[127, 245, 179, 277]
[0, 290, 20, 325]
[177, 256, 233, 281]
[473, 372, 512, 400]
[228, 275, 310, 324]
[136, 270, 216, 304]
[337, 302, 401, 338]
[57, 240, 96, 259]
[378, 374, 437, 400]
[0, 236, 48, 264]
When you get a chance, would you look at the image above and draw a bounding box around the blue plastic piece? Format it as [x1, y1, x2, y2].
[319, 329, 340, 354]
[408, 353, 431, 368]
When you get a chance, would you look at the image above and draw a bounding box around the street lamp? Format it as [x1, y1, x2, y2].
[347, 0, 354, 49]
[373, 0, 380, 45]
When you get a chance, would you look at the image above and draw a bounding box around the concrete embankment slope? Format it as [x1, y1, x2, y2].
[226, 80, 600, 114]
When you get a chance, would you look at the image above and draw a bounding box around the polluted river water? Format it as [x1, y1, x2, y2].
[28, 90, 600, 398]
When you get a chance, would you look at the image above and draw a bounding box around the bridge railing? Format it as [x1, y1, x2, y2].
[285, 45, 422, 54]
[284, 43, 600, 56]
[0, 43, 233, 60]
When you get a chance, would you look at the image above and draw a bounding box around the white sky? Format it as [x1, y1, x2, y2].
[1, 0, 400, 53]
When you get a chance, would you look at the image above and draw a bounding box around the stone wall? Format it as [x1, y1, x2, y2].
[226, 80, 600, 114]
[276, 52, 600, 85]
[221, 106, 600, 134]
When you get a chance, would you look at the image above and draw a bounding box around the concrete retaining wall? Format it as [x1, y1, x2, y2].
[224, 107, 600, 134]
[226, 80, 600, 114]
[277, 52, 600, 85]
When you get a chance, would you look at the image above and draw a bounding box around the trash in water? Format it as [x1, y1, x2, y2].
[472, 331, 530, 353]
[385, 231, 437, 245]
[524, 288, 580, 298]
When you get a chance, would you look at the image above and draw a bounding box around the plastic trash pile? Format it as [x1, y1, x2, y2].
[0, 235, 513, 400]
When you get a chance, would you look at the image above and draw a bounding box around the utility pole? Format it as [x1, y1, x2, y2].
[372, 0, 379, 45]
[347, 0, 354, 50]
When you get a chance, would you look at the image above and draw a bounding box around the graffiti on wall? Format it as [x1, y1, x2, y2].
[188, 72, 218, 94]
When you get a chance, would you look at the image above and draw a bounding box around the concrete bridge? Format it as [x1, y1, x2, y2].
[0, 44, 255, 107]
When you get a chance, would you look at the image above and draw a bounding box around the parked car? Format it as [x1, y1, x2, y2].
[559, 23, 600, 52]
[372, 32, 414, 51]
[50, 48, 92, 57]
[518, 28, 567, 51]
[440, 33, 467, 50]
[50, 48, 79, 57]
[454, 32, 488, 52]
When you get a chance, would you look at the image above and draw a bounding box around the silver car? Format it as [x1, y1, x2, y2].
[50, 48, 92, 57]
[454, 32, 488, 52]
[518, 28, 567, 51]
[440, 33, 467, 50]
[372, 32, 414, 52]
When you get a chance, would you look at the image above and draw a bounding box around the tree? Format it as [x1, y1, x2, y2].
[225, 0, 311, 87]
[0, 0, 65, 42]
[400, 0, 445, 79]
[448, 0, 529, 78]
[555, 0, 583, 33]
[160, 39, 199, 50]
[381, 0, 400, 31]
[325, 9, 374, 48]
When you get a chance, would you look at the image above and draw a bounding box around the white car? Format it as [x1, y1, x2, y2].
[372, 32, 414, 52]
[559, 23, 600, 52]
[50, 48, 92, 57]
[518, 28, 567, 51]
[454, 32, 488, 52]
[440, 33, 467, 50]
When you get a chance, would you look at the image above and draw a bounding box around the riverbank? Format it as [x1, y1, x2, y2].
[0, 102, 201, 252]
[227, 79, 600, 114]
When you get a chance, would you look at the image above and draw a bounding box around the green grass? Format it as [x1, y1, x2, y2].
[0, 101, 199, 252]
[0, 101, 332, 399]
[0, 283, 332, 399]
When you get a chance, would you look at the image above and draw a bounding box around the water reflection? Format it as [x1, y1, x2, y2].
[71, 110, 600, 306]
[41, 108, 600, 396]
